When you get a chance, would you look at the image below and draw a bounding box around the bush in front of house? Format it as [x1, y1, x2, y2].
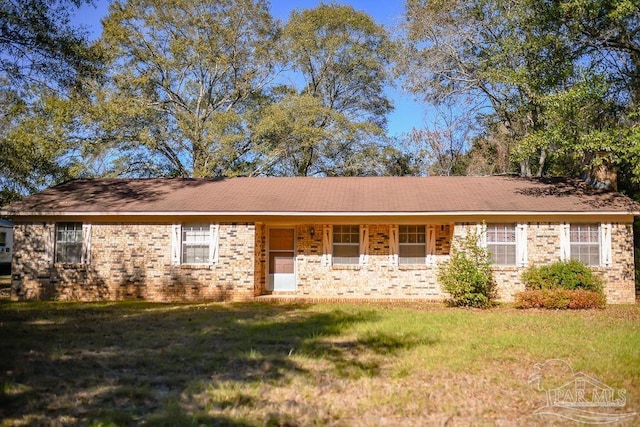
[516, 260, 606, 309]
[521, 260, 603, 292]
[438, 231, 497, 308]
[515, 289, 606, 309]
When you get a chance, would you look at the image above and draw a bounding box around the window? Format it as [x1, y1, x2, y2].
[171, 223, 219, 265]
[0, 232, 5, 247]
[486, 224, 516, 265]
[570, 224, 600, 266]
[55, 222, 83, 264]
[399, 225, 426, 264]
[182, 224, 210, 264]
[333, 225, 359, 265]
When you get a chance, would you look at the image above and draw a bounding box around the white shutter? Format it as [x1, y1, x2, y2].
[389, 225, 399, 265]
[47, 222, 55, 265]
[359, 225, 369, 265]
[426, 225, 436, 265]
[600, 223, 612, 267]
[171, 224, 181, 265]
[323, 225, 332, 266]
[476, 222, 487, 248]
[516, 223, 528, 267]
[559, 223, 571, 261]
[81, 223, 92, 264]
[209, 224, 220, 264]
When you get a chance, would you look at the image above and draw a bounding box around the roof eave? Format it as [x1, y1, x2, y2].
[3, 210, 639, 217]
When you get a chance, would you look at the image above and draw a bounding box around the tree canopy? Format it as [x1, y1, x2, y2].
[98, 0, 280, 178]
[401, 0, 640, 192]
[0, 0, 103, 204]
[253, 4, 394, 176]
[1, 0, 639, 203]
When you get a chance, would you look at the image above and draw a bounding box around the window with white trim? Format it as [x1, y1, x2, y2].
[182, 224, 210, 264]
[172, 223, 219, 265]
[399, 225, 426, 265]
[333, 225, 359, 265]
[55, 222, 83, 264]
[570, 224, 600, 266]
[486, 224, 516, 265]
[0, 232, 5, 247]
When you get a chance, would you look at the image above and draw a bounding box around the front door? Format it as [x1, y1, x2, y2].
[268, 228, 296, 291]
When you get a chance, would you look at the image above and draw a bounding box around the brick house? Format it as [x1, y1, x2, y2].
[1, 176, 638, 303]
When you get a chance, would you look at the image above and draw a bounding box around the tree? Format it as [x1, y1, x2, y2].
[0, 84, 69, 203]
[0, 0, 103, 205]
[463, 124, 515, 176]
[253, 4, 394, 176]
[545, 0, 640, 189]
[99, 0, 280, 178]
[400, 0, 577, 177]
[401, 106, 475, 176]
[400, 0, 640, 186]
[0, 0, 101, 89]
[556, 0, 640, 103]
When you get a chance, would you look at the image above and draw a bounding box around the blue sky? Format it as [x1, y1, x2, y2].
[73, 0, 426, 137]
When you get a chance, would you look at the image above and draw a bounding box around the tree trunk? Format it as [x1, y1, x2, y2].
[535, 148, 546, 177]
[520, 159, 531, 177]
[583, 153, 618, 191]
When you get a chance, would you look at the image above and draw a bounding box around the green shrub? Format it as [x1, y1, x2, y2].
[521, 260, 603, 293]
[515, 289, 606, 309]
[438, 230, 497, 308]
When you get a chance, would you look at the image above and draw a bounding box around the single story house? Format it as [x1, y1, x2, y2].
[1, 176, 638, 303]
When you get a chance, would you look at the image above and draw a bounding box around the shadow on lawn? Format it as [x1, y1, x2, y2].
[0, 302, 428, 425]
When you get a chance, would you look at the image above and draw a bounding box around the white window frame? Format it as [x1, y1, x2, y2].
[481, 223, 528, 267]
[569, 223, 602, 267]
[0, 231, 5, 247]
[55, 222, 91, 264]
[398, 225, 427, 265]
[486, 224, 516, 266]
[560, 222, 611, 267]
[332, 225, 360, 265]
[171, 223, 219, 266]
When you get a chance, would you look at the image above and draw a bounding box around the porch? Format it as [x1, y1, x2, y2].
[254, 223, 454, 300]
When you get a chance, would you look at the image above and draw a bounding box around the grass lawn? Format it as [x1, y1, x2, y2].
[0, 302, 638, 426]
[0, 276, 10, 300]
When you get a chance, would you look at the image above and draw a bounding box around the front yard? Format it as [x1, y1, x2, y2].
[0, 276, 10, 300]
[1, 301, 638, 425]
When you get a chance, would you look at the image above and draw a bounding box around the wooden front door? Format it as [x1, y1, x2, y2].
[268, 228, 296, 291]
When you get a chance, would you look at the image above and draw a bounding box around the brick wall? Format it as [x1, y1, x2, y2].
[602, 222, 636, 303]
[11, 222, 257, 302]
[453, 222, 635, 303]
[267, 222, 634, 304]
[283, 224, 444, 300]
[11, 220, 636, 303]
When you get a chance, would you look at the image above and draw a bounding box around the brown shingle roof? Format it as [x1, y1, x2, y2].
[2, 176, 639, 216]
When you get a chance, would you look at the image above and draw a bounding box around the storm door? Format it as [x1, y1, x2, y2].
[268, 228, 296, 291]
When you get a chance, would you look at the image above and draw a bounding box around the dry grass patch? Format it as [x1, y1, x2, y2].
[0, 276, 10, 300]
[0, 302, 638, 425]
